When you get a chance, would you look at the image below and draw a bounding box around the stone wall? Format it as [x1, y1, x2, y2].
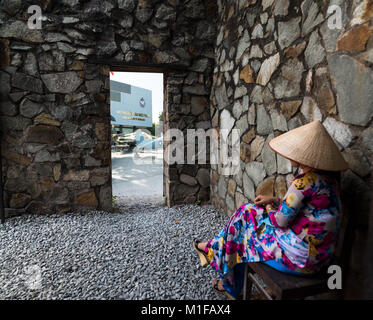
[0, 0, 217, 216]
[209, 0, 373, 298]
[1, 0, 373, 298]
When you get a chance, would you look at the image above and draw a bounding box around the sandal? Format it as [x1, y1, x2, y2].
[192, 238, 209, 267]
[212, 279, 236, 300]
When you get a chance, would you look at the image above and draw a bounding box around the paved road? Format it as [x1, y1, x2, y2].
[111, 150, 163, 199]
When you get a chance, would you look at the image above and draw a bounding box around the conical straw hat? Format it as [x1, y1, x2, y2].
[268, 120, 349, 171]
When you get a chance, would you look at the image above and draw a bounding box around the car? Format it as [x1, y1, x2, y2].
[117, 136, 128, 144]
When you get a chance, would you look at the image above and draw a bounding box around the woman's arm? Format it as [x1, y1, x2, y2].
[254, 195, 279, 207]
[267, 179, 307, 229]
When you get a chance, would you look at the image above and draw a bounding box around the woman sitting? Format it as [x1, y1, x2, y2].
[193, 120, 348, 299]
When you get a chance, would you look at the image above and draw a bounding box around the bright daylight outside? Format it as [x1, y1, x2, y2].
[110, 72, 164, 206]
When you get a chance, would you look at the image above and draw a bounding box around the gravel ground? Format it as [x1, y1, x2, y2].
[0, 198, 239, 300]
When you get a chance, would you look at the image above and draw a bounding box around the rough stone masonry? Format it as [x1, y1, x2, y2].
[0, 0, 218, 215]
[210, 0, 372, 227]
[208, 0, 373, 299]
[1, 0, 373, 299]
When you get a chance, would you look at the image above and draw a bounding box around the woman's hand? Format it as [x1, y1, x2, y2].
[265, 204, 275, 213]
[254, 195, 277, 207]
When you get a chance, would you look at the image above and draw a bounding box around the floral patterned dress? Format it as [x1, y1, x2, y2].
[205, 171, 342, 286]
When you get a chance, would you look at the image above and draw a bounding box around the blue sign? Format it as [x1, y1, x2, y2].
[110, 80, 152, 128]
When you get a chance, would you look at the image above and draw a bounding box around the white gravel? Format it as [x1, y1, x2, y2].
[0, 198, 234, 300]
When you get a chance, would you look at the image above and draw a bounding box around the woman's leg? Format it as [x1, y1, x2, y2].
[198, 203, 257, 297]
[204, 203, 257, 275]
[222, 263, 246, 297]
[197, 242, 207, 251]
[200, 202, 279, 297]
[211, 278, 225, 291]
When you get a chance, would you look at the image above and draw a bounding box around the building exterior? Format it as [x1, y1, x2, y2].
[110, 80, 153, 135]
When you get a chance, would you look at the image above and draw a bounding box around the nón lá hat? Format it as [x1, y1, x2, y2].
[268, 120, 349, 171]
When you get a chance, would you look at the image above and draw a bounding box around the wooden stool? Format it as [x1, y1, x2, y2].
[243, 262, 330, 300]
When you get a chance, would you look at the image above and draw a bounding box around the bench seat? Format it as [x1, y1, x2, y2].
[243, 262, 330, 300]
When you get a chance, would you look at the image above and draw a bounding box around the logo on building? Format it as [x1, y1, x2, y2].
[139, 97, 145, 107]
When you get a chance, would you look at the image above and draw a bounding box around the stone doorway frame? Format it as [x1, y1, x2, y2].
[100, 61, 189, 209]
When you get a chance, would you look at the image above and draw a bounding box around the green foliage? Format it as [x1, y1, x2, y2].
[112, 195, 118, 206]
[150, 122, 156, 136]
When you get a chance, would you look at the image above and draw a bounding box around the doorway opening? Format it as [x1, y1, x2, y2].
[110, 71, 164, 207]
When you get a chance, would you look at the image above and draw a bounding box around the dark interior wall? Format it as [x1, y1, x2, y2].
[209, 0, 373, 298]
[0, 0, 218, 215]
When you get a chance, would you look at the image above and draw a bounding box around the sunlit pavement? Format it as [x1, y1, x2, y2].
[111, 150, 163, 199]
